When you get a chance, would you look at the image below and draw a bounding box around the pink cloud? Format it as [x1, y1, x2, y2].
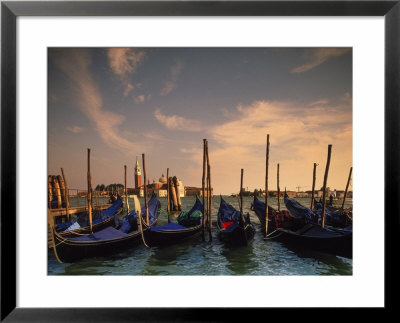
[291, 48, 351, 73]
[51, 48, 143, 155]
[107, 48, 146, 97]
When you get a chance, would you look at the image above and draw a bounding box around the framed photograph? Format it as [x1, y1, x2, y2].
[1, 0, 398, 320]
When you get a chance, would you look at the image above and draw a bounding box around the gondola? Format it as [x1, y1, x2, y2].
[266, 194, 353, 258]
[251, 195, 298, 233]
[313, 202, 352, 227]
[51, 193, 161, 263]
[142, 196, 203, 247]
[269, 223, 352, 258]
[55, 197, 124, 236]
[216, 197, 255, 246]
[285, 195, 351, 228]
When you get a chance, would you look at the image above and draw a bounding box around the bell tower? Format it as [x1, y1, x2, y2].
[134, 157, 142, 188]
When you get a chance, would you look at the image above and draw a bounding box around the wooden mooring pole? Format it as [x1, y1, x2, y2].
[87, 148, 93, 232]
[170, 177, 178, 211]
[321, 145, 332, 228]
[202, 139, 207, 241]
[341, 166, 353, 212]
[174, 176, 182, 211]
[265, 134, 270, 236]
[277, 163, 280, 212]
[61, 168, 70, 221]
[53, 176, 62, 208]
[48, 175, 53, 208]
[142, 153, 149, 225]
[206, 140, 212, 241]
[240, 168, 246, 225]
[167, 168, 170, 222]
[124, 165, 129, 213]
[310, 163, 317, 210]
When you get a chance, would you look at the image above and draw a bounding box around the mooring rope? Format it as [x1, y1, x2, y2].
[137, 211, 150, 248]
[264, 229, 283, 240]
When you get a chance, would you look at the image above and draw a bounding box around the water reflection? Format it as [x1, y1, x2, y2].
[220, 241, 257, 275]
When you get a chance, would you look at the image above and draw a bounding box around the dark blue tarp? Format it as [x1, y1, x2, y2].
[59, 198, 123, 231]
[68, 226, 128, 241]
[284, 196, 351, 227]
[117, 194, 161, 233]
[251, 196, 277, 223]
[186, 197, 203, 215]
[217, 198, 251, 226]
[313, 202, 350, 227]
[284, 195, 318, 223]
[218, 199, 242, 222]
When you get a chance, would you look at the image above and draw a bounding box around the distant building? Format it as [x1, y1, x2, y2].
[128, 174, 185, 198]
[185, 186, 213, 197]
[134, 157, 142, 188]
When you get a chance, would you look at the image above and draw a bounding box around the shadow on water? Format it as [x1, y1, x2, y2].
[277, 242, 352, 275]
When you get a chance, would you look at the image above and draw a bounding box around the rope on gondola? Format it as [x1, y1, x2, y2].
[264, 229, 283, 240]
[137, 210, 150, 248]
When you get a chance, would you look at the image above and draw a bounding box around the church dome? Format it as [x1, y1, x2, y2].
[159, 174, 167, 183]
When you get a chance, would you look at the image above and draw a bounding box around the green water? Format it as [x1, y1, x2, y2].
[48, 196, 352, 275]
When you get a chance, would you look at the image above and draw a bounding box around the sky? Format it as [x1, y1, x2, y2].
[48, 47, 352, 195]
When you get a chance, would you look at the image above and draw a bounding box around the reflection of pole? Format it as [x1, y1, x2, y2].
[202, 139, 206, 241]
[61, 168, 70, 221]
[206, 140, 212, 241]
[311, 163, 317, 210]
[264, 134, 270, 236]
[321, 145, 332, 228]
[341, 167, 353, 212]
[87, 148, 93, 232]
[142, 153, 149, 225]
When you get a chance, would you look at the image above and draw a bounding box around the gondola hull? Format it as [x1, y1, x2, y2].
[144, 196, 204, 247]
[51, 194, 161, 263]
[52, 227, 148, 263]
[218, 222, 255, 246]
[147, 224, 203, 247]
[274, 224, 352, 258]
[217, 197, 256, 246]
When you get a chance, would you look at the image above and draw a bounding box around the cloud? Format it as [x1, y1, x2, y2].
[291, 48, 351, 74]
[181, 98, 352, 194]
[66, 126, 84, 133]
[153, 109, 203, 132]
[309, 99, 329, 106]
[134, 94, 151, 104]
[50, 48, 142, 154]
[160, 60, 183, 96]
[107, 48, 146, 96]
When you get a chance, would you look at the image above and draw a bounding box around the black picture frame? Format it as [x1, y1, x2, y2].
[1, 1, 398, 321]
